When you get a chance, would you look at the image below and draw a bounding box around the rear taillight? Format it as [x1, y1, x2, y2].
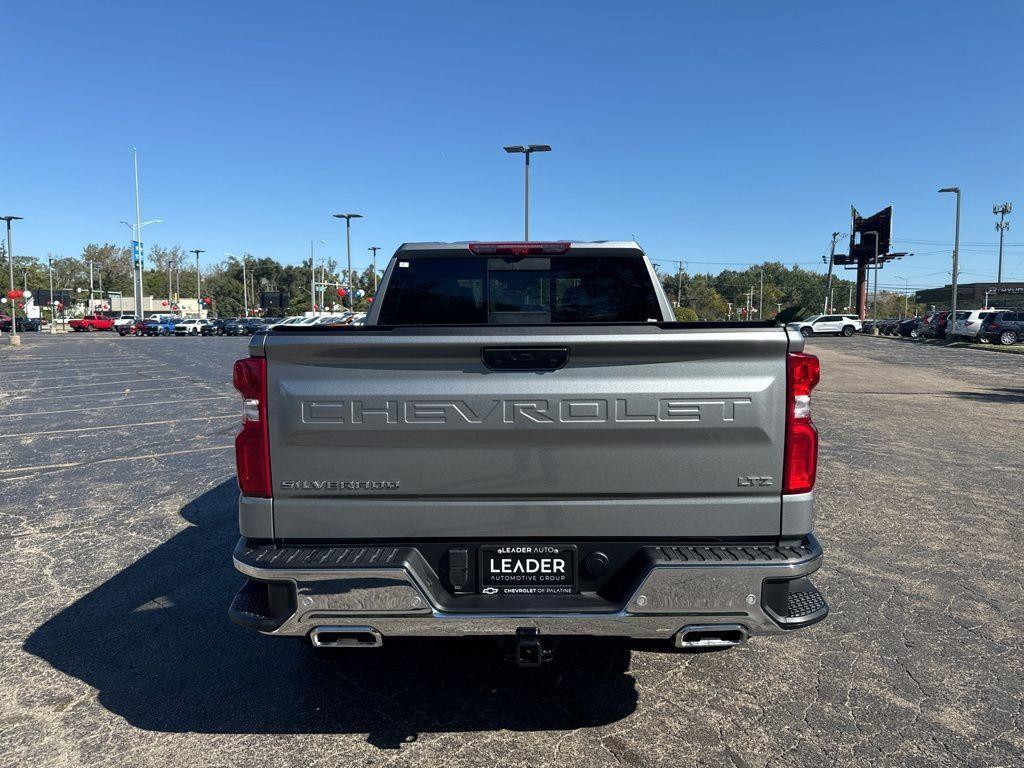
[467, 241, 571, 255]
[233, 357, 271, 497]
[783, 352, 820, 494]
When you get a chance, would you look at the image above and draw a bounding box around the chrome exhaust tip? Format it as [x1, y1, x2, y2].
[674, 624, 748, 649]
[310, 626, 383, 648]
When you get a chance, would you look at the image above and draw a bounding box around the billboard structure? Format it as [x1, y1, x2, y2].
[833, 205, 909, 319]
[259, 290, 289, 313]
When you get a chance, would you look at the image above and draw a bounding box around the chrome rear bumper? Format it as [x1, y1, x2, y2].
[230, 537, 827, 641]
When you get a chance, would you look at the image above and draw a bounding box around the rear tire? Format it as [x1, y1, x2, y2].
[841, 325, 854, 337]
[999, 330, 1019, 345]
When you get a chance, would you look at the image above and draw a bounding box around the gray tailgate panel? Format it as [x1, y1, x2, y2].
[266, 326, 788, 539]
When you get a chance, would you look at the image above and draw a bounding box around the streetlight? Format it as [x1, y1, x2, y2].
[332, 214, 362, 311]
[1, 215, 24, 345]
[308, 240, 326, 313]
[121, 217, 161, 317]
[503, 144, 551, 240]
[939, 187, 961, 338]
[190, 249, 205, 317]
[368, 246, 381, 294]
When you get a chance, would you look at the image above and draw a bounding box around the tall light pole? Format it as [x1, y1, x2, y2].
[503, 144, 551, 240]
[1, 216, 23, 345]
[88, 260, 95, 314]
[939, 187, 961, 338]
[48, 255, 56, 333]
[368, 246, 381, 294]
[190, 249, 205, 316]
[333, 214, 362, 311]
[132, 148, 144, 318]
[121, 215, 162, 318]
[993, 202, 1012, 289]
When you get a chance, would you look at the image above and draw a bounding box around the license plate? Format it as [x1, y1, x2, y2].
[479, 545, 577, 595]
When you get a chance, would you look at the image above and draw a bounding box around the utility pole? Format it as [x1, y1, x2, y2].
[847, 285, 853, 312]
[758, 267, 764, 319]
[242, 257, 248, 316]
[368, 246, 381, 294]
[88, 260, 95, 313]
[822, 232, 842, 314]
[939, 187, 961, 339]
[727, 302, 732, 321]
[677, 260, 684, 307]
[190, 249, 205, 316]
[333, 214, 363, 311]
[1, 216, 23, 344]
[993, 202, 1011, 289]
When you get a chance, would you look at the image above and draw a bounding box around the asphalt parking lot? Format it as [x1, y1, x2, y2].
[1, 332, 1022, 767]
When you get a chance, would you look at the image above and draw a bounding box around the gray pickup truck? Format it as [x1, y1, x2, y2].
[228, 240, 827, 666]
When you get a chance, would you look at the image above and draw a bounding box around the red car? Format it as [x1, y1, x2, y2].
[69, 314, 116, 332]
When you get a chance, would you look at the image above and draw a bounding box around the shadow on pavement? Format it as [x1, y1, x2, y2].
[24, 479, 637, 746]
[947, 388, 1024, 404]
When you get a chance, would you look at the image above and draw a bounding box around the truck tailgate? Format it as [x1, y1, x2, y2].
[262, 325, 791, 539]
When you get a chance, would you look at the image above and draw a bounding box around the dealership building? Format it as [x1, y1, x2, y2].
[915, 282, 1024, 310]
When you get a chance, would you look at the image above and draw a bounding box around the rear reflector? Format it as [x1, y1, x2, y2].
[233, 357, 272, 498]
[468, 241, 571, 256]
[783, 352, 820, 494]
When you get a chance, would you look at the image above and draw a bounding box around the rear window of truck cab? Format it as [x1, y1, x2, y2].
[377, 255, 661, 325]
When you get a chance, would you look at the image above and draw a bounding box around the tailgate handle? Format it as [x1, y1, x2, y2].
[481, 347, 568, 371]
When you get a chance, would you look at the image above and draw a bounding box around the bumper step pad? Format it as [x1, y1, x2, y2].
[762, 577, 829, 629]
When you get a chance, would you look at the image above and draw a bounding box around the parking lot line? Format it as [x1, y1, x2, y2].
[0, 413, 238, 439]
[0, 395, 236, 419]
[0, 385, 227, 404]
[0, 444, 234, 476]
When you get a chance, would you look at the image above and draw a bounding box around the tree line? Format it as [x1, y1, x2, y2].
[2, 243, 923, 320]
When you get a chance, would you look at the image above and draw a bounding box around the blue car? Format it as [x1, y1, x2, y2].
[143, 318, 177, 336]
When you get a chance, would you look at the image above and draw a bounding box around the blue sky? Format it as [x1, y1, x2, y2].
[4, 1, 1022, 292]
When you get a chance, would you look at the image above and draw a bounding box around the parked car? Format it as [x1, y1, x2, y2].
[174, 319, 209, 336]
[896, 317, 922, 337]
[979, 309, 1024, 345]
[788, 314, 860, 337]
[69, 314, 116, 332]
[873, 318, 899, 335]
[228, 239, 828, 664]
[112, 315, 137, 333]
[244, 318, 272, 334]
[921, 311, 951, 340]
[222, 318, 255, 336]
[0, 316, 42, 331]
[201, 318, 226, 336]
[143, 318, 176, 336]
[953, 309, 999, 341]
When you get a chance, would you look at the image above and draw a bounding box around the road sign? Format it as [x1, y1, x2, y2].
[132, 241, 143, 264]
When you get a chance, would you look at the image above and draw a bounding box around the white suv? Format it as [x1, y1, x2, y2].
[173, 319, 207, 336]
[789, 314, 861, 337]
[953, 309, 999, 340]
